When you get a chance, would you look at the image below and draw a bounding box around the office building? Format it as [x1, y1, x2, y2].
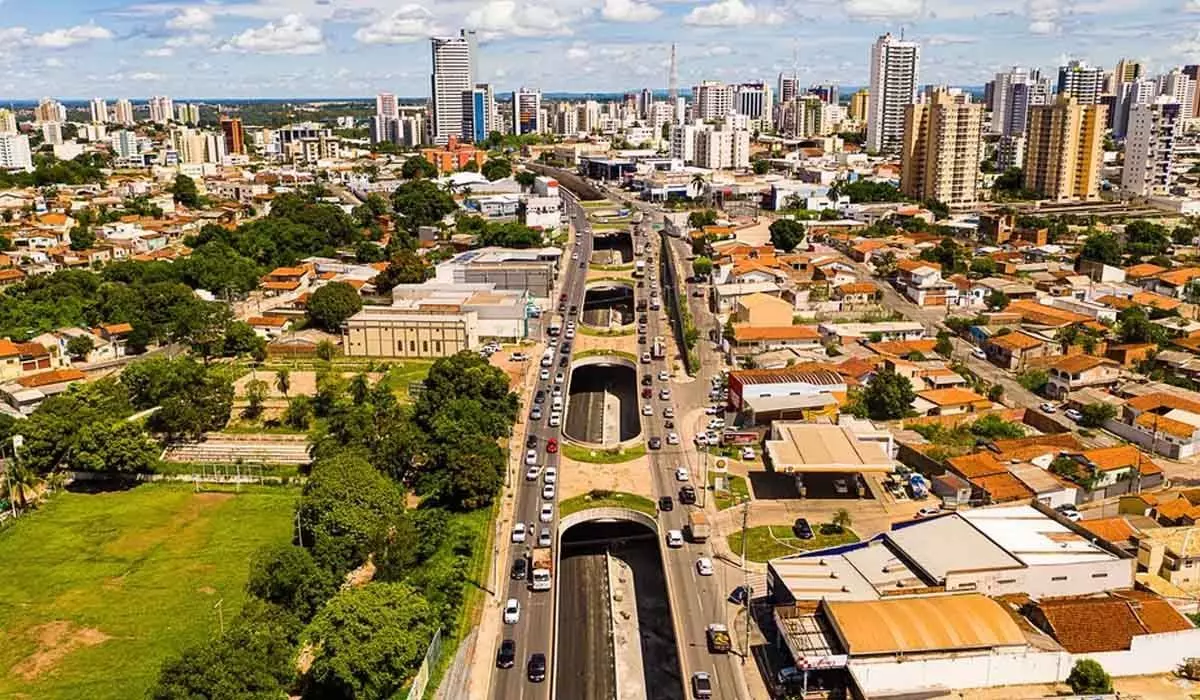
[0, 109, 16, 134]
[1024, 95, 1106, 202]
[809, 83, 839, 104]
[430, 30, 476, 144]
[900, 88, 983, 207]
[1057, 60, 1104, 104]
[464, 84, 495, 142]
[776, 95, 826, 139]
[513, 87, 542, 135]
[867, 33, 921, 153]
[848, 89, 869, 122]
[734, 82, 772, 121]
[1114, 58, 1143, 86]
[694, 126, 751, 170]
[221, 117, 245, 155]
[1122, 98, 1182, 198]
[991, 67, 1049, 136]
[176, 103, 200, 126]
[692, 80, 733, 120]
[89, 98, 108, 124]
[0, 133, 32, 170]
[113, 99, 135, 126]
[34, 98, 65, 124]
[148, 96, 174, 124]
[778, 74, 799, 104]
[639, 88, 654, 119]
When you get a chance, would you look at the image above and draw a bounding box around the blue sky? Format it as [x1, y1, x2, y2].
[0, 0, 1197, 99]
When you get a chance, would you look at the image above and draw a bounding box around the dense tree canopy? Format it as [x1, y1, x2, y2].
[768, 219, 805, 252]
[862, 366, 916, 420]
[0, 152, 109, 188]
[307, 282, 364, 332]
[298, 451, 405, 575]
[481, 158, 512, 181]
[171, 174, 201, 208]
[1079, 232, 1123, 267]
[400, 155, 438, 180]
[390, 179, 457, 232]
[1124, 220, 1171, 259]
[688, 209, 718, 229]
[246, 543, 337, 624]
[373, 250, 431, 293]
[834, 180, 905, 203]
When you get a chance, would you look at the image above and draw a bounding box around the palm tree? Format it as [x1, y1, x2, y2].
[5, 462, 41, 512]
[831, 508, 853, 533]
[690, 173, 707, 203]
[275, 369, 291, 399]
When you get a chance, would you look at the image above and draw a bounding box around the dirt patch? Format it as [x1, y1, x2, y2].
[105, 492, 233, 558]
[11, 621, 110, 680]
[196, 586, 217, 595]
[101, 575, 125, 591]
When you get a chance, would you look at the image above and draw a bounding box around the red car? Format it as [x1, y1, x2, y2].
[546, 438, 558, 453]
[641, 387, 653, 399]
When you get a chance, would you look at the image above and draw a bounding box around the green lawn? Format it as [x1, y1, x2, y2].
[559, 491, 657, 518]
[573, 349, 638, 362]
[576, 325, 635, 337]
[708, 472, 750, 510]
[0, 485, 297, 700]
[726, 524, 859, 563]
[561, 442, 646, 464]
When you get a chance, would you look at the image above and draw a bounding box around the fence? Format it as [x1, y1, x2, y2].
[658, 232, 695, 375]
[405, 627, 443, 700]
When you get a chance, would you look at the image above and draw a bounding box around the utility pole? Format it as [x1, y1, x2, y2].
[740, 498, 751, 663]
[214, 598, 225, 636]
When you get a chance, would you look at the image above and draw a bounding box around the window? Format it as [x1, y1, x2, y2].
[434, 340, 442, 353]
[409, 341, 416, 352]
[997, 578, 1017, 585]
[1051, 576, 1068, 581]
[1091, 573, 1108, 578]
[423, 341, 429, 353]
[397, 341, 403, 351]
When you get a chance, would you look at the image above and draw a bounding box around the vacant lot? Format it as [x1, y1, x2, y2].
[0, 485, 296, 700]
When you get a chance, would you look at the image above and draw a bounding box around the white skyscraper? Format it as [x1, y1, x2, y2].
[1114, 78, 1158, 138]
[113, 99, 135, 126]
[373, 92, 399, 144]
[40, 121, 63, 146]
[176, 103, 200, 126]
[1122, 98, 1183, 197]
[1057, 60, 1104, 105]
[692, 81, 734, 120]
[0, 109, 16, 134]
[149, 96, 174, 124]
[430, 29, 476, 144]
[867, 33, 921, 153]
[1158, 69, 1197, 113]
[89, 98, 108, 125]
[110, 130, 139, 158]
[0, 133, 33, 170]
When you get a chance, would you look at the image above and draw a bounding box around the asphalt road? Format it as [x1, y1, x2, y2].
[489, 191, 592, 700]
[555, 543, 616, 700]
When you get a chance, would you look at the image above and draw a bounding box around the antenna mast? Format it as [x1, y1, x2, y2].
[668, 43, 679, 124]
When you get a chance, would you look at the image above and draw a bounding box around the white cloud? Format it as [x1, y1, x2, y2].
[131, 71, 165, 81]
[683, 0, 782, 26]
[602, 0, 664, 22]
[167, 8, 214, 31]
[27, 23, 114, 49]
[144, 47, 175, 57]
[44, 58, 64, 68]
[165, 33, 213, 48]
[566, 43, 591, 60]
[221, 14, 325, 54]
[1188, 0, 1200, 11]
[843, 0, 924, 19]
[706, 45, 733, 56]
[466, 1, 575, 39]
[354, 6, 440, 44]
[1026, 0, 1070, 34]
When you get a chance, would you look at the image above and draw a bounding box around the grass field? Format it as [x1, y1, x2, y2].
[0, 485, 297, 700]
[726, 524, 859, 563]
[559, 490, 657, 518]
[561, 442, 647, 464]
[708, 472, 750, 510]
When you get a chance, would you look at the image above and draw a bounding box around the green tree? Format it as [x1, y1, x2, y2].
[514, 170, 537, 192]
[768, 219, 805, 252]
[316, 340, 336, 362]
[307, 282, 364, 333]
[303, 582, 439, 700]
[831, 508, 852, 532]
[67, 420, 159, 473]
[284, 396, 314, 430]
[223, 321, 266, 359]
[985, 290, 1010, 311]
[692, 256, 713, 278]
[275, 369, 291, 398]
[1079, 232, 1123, 267]
[243, 378, 268, 419]
[177, 241, 263, 297]
[862, 365, 916, 420]
[872, 250, 898, 277]
[298, 451, 405, 575]
[1124, 219, 1170, 259]
[68, 225, 95, 251]
[1117, 306, 1167, 345]
[170, 173, 201, 208]
[1079, 402, 1117, 427]
[688, 209, 717, 229]
[1066, 659, 1113, 694]
[390, 179, 457, 232]
[1018, 369, 1049, 394]
[400, 155, 438, 180]
[752, 159, 769, 175]
[934, 331, 954, 357]
[481, 158, 512, 181]
[65, 334, 94, 361]
[969, 257, 997, 275]
[247, 543, 336, 623]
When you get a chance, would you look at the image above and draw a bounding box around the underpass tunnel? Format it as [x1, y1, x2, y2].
[564, 360, 639, 445]
[581, 284, 634, 328]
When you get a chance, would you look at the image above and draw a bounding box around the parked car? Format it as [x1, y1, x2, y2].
[915, 506, 942, 519]
[658, 370, 670, 381]
[663, 406, 675, 418]
[525, 449, 538, 466]
[971, 347, 987, 360]
[792, 518, 813, 540]
[540, 503, 554, 523]
[538, 527, 552, 547]
[543, 466, 557, 484]
[1065, 408, 1083, 422]
[526, 434, 538, 448]
[542, 484, 556, 500]
[667, 432, 680, 445]
[642, 404, 654, 416]
[692, 672, 713, 699]
[740, 447, 755, 460]
[539, 368, 550, 380]
[534, 391, 546, 405]
[642, 387, 653, 399]
[525, 466, 540, 481]
[530, 406, 542, 421]
[1040, 402, 1057, 413]
[546, 438, 558, 453]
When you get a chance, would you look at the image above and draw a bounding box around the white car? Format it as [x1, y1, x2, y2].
[525, 449, 538, 466]
[525, 466, 540, 481]
[705, 406, 721, 415]
[539, 368, 550, 380]
[696, 557, 714, 576]
[503, 598, 521, 624]
[542, 483, 556, 500]
[833, 478, 849, 495]
[675, 467, 690, 482]
[694, 434, 708, 446]
[662, 406, 674, 418]
[667, 432, 680, 445]
[642, 404, 654, 416]
[1040, 402, 1058, 413]
[572, 252, 580, 260]
[659, 388, 671, 400]
[511, 352, 529, 362]
[708, 419, 725, 430]
[512, 523, 527, 543]
[666, 529, 684, 548]
[658, 370, 669, 381]
[549, 412, 562, 427]
[914, 506, 941, 518]
[971, 347, 987, 360]
[540, 503, 554, 523]
[740, 447, 755, 460]
[554, 372, 565, 384]
[543, 466, 557, 484]
[564, 329, 575, 340]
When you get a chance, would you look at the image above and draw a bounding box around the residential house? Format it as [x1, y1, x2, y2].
[261, 264, 314, 295]
[730, 325, 822, 356]
[1005, 299, 1092, 330]
[1058, 445, 1165, 502]
[911, 387, 991, 416]
[1142, 267, 1200, 298]
[732, 292, 794, 326]
[1110, 392, 1200, 459]
[833, 282, 879, 308]
[1026, 590, 1198, 660]
[973, 277, 1040, 303]
[1124, 263, 1167, 283]
[895, 259, 958, 307]
[0, 268, 25, 289]
[1135, 525, 1200, 591]
[849, 239, 891, 263]
[944, 452, 1036, 505]
[247, 316, 292, 339]
[818, 321, 925, 345]
[1106, 343, 1156, 367]
[984, 331, 1051, 371]
[96, 323, 133, 357]
[866, 339, 938, 358]
[1046, 355, 1122, 399]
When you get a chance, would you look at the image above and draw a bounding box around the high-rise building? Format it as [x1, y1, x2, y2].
[110, 130, 139, 159]
[430, 30, 476, 144]
[1113, 78, 1158, 138]
[900, 88, 983, 207]
[694, 127, 750, 170]
[1024, 95, 1106, 202]
[639, 88, 654, 120]
[866, 33, 920, 153]
[1056, 60, 1104, 104]
[113, 99, 135, 126]
[34, 98, 66, 124]
[692, 81, 733, 120]
[553, 104, 579, 136]
[848, 89, 869, 122]
[0, 109, 16, 134]
[176, 103, 200, 126]
[41, 121, 63, 146]
[512, 87, 542, 135]
[1184, 66, 1200, 118]
[778, 74, 799, 104]
[89, 98, 108, 124]
[0, 133, 32, 170]
[1157, 69, 1196, 114]
[997, 70, 1051, 137]
[148, 96, 174, 124]
[1114, 58, 1143, 86]
[579, 100, 601, 133]
[376, 92, 399, 122]
[1122, 98, 1182, 198]
[733, 82, 772, 122]
[221, 117, 245, 155]
[997, 135, 1026, 171]
[464, 84, 495, 142]
[809, 84, 839, 104]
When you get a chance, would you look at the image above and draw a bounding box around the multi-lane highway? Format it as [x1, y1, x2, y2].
[489, 189, 593, 700]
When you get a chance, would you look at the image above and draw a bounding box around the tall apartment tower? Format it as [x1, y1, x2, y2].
[220, 116, 245, 155]
[430, 30, 476, 145]
[1057, 60, 1104, 104]
[692, 81, 733, 120]
[1122, 98, 1182, 198]
[866, 33, 921, 153]
[89, 98, 108, 124]
[176, 103, 200, 125]
[1157, 69, 1196, 114]
[900, 88, 983, 207]
[0, 109, 16, 134]
[1114, 58, 1143, 86]
[512, 87, 542, 135]
[464, 84, 495, 142]
[373, 92, 399, 144]
[1184, 66, 1200, 118]
[34, 98, 66, 124]
[148, 96, 174, 124]
[848, 89, 869, 122]
[1114, 78, 1158, 138]
[113, 99, 135, 126]
[0, 133, 32, 170]
[1023, 95, 1107, 202]
[778, 74, 799, 104]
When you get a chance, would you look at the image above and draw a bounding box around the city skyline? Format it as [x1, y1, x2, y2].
[0, 0, 1198, 99]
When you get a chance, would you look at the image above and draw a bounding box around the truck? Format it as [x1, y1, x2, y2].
[636, 298, 648, 312]
[652, 336, 666, 360]
[531, 552, 553, 591]
[705, 624, 731, 653]
[687, 511, 710, 543]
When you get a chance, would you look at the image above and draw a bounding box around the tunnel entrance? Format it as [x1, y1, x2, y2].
[590, 230, 634, 265]
[565, 360, 639, 445]
[557, 519, 683, 700]
[582, 284, 634, 328]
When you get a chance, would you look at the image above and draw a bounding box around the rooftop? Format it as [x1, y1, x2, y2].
[823, 594, 1026, 656]
[962, 504, 1121, 567]
[916, 387, 990, 406]
[731, 325, 822, 342]
[887, 515, 1023, 581]
[1031, 590, 1194, 653]
[765, 423, 893, 473]
[732, 366, 843, 386]
[1136, 525, 1200, 557]
[987, 331, 1046, 351]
